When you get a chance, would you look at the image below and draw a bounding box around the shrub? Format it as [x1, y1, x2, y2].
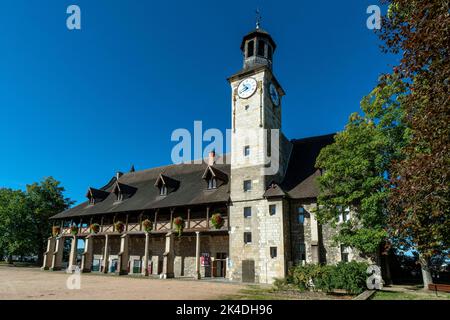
[284, 261, 369, 294]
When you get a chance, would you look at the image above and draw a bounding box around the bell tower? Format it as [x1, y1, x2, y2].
[227, 20, 290, 283]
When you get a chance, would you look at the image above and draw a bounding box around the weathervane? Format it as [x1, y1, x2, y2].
[256, 8, 262, 29]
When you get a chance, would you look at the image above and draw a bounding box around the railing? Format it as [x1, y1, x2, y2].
[60, 216, 229, 236]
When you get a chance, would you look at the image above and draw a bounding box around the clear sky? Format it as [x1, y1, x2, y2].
[0, 0, 397, 205]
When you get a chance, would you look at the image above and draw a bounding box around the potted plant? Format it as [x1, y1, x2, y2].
[210, 213, 224, 229]
[115, 221, 125, 233]
[52, 226, 61, 237]
[142, 219, 153, 233]
[69, 225, 78, 235]
[90, 223, 100, 234]
[173, 217, 184, 237]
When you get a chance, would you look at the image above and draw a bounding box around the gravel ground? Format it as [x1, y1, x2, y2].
[0, 266, 245, 300]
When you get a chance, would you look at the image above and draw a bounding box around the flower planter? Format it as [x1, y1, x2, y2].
[114, 221, 125, 233]
[210, 213, 224, 229]
[52, 226, 61, 237]
[142, 219, 153, 233]
[70, 225, 78, 236]
[173, 217, 184, 237]
[90, 223, 100, 234]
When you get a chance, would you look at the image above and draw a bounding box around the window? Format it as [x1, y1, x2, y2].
[244, 146, 250, 157]
[270, 247, 277, 258]
[243, 180, 252, 192]
[244, 207, 252, 218]
[257, 40, 265, 56]
[267, 45, 273, 60]
[244, 232, 252, 244]
[89, 197, 95, 205]
[245, 105, 250, 111]
[338, 207, 350, 223]
[116, 192, 123, 202]
[341, 245, 349, 262]
[159, 184, 167, 196]
[299, 243, 306, 261]
[269, 204, 276, 216]
[247, 40, 254, 57]
[207, 178, 217, 190]
[297, 207, 305, 224]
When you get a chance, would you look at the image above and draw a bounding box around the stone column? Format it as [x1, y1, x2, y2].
[195, 231, 201, 280]
[41, 237, 56, 270]
[81, 235, 93, 272]
[310, 210, 320, 264]
[117, 233, 129, 275]
[68, 235, 78, 272]
[102, 234, 109, 273]
[51, 237, 64, 271]
[161, 231, 174, 279]
[142, 233, 150, 276]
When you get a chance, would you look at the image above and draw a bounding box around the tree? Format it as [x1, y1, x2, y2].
[315, 75, 407, 264]
[0, 189, 34, 262]
[27, 177, 73, 264]
[379, 1, 450, 287]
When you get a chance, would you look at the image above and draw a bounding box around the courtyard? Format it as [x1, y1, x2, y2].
[0, 266, 245, 300]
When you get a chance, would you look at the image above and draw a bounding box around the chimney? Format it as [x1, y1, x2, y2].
[208, 150, 216, 166]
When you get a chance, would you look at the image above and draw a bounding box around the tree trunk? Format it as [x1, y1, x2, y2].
[419, 255, 433, 289]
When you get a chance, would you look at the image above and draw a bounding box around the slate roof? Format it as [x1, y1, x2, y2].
[50, 156, 230, 219]
[51, 134, 335, 219]
[281, 133, 335, 199]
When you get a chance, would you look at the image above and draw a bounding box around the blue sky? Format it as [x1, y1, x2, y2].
[0, 0, 397, 205]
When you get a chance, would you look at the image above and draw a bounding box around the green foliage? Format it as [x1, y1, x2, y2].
[0, 189, 34, 258]
[285, 262, 369, 295]
[315, 75, 408, 256]
[0, 177, 73, 262]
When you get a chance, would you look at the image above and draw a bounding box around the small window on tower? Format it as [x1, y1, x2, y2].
[244, 207, 252, 218]
[247, 40, 254, 57]
[244, 232, 252, 244]
[243, 180, 252, 192]
[269, 204, 276, 216]
[244, 146, 250, 157]
[270, 247, 277, 258]
[257, 40, 265, 56]
[268, 45, 273, 60]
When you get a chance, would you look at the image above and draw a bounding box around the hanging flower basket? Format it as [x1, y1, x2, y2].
[142, 219, 153, 233]
[69, 225, 78, 235]
[52, 226, 61, 237]
[210, 213, 224, 229]
[90, 223, 100, 234]
[173, 217, 184, 237]
[115, 221, 125, 233]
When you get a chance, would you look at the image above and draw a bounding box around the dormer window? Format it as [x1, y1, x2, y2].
[202, 166, 228, 190]
[86, 187, 109, 206]
[159, 184, 167, 196]
[207, 178, 217, 190]
[154, 174, 179, 197]
[112, 182, 137, 204]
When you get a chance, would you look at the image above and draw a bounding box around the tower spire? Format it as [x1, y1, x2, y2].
[255, 8, 261, 29]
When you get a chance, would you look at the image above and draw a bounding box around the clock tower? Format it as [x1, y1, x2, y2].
[227, 24, 291, 283]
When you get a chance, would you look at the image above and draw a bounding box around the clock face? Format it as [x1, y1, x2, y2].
[269, 83, 280, 106]
[237, 78, 257, 99]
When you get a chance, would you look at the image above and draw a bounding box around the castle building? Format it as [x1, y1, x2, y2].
[43, 24, 357, 284]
